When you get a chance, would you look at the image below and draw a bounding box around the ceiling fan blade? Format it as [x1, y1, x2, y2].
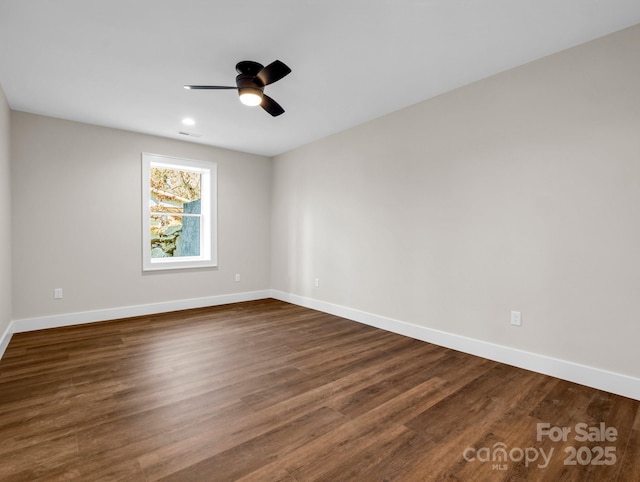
[184, 85, 236, 90]
[256, 60, 291, 86]
[261, 94, 285, 117]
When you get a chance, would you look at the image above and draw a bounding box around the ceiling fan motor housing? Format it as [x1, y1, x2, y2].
[235, 60, 264, 77]
[236, 61, 265, 101]
[236, 74, 264, 94]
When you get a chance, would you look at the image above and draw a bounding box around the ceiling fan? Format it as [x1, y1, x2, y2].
[184, 60, 292, 117]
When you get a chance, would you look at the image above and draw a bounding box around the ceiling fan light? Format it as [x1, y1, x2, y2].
[238, 87, 263, 106]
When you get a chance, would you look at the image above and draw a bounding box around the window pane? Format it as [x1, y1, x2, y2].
[150, 214, 201, 258]
[150, 167, 201, 214]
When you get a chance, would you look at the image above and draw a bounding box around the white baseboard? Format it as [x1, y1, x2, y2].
[8, 290, 271, 335]
[1, 291, 270, 360]
[270, 290, 640, 402]
[0, 322, 12, 360]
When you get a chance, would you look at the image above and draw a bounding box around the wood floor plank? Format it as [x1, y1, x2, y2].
[0, 299, 638, 481]
[616, 408, 640, 482]
[0, 431, 79, 481]
[155, 406, 348, 481]
[249, 377, 449, 481]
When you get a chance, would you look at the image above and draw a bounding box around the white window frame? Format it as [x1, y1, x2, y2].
[142, 153, 217, 271]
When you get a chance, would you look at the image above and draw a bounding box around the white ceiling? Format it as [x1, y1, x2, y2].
[1, 1, 640, 157]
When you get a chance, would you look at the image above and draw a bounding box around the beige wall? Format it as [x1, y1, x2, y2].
[11, 112, 271, 320]
[0, 84, 11, 336]
[272, 25, 640, 379]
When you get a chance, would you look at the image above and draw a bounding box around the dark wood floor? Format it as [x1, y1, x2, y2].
[0, 299, 638, 481]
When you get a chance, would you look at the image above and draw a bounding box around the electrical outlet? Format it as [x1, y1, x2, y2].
[511, 311, 522, 326]
[54, 288, 63, 299]
[235, 274, 241, 282]
[314, 278, 320, 288]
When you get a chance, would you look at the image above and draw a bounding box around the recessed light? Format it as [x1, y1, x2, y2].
[182, 118, 196, 126]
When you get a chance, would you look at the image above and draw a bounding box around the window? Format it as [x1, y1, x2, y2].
[142, 153, 217, 271]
